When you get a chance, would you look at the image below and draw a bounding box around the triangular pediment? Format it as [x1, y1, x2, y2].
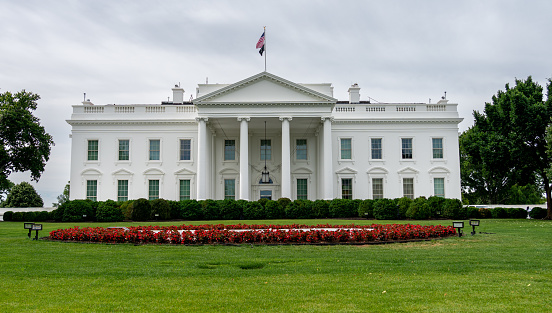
[174, 168, 196, 176]
[367, 167, 388, 174]
[398, 167, 419, 175]
[193, 72, 336, 105]
[112, 169, 134, 176]
[143, 168, 165, 176]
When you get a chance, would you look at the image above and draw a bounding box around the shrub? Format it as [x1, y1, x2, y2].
[62, 200, 95, 222]
[23, 211, 37, 221]
[257, 198, 269, 208]
[312, 200, 330, 218]
[406, 197, 430, 219]
[529, 207, 547, 219]
[179, 200, 202, 220]
[50, 207, 64, 221]
[243, 201, 264, 220]
[491, 207, 508, 219]
[36, 211, 50, 221]
[96, 200, 124, 222]
[373, 198, 398, 220]
[201, 199, 220, 220]
[507, 207, 528, 219]
[168, 201, 180, 219]
[119, 200, 134, 220]
[427, 196, 446, 218]
[478, 208, 492, 218]
[264, 200, 285, 219]
[286, 200, 314, 219]
[441, 199, 466, 219]
[12, 211, 24, 221]
[219, 199, 241, 220]
[396, 197, 413, 219]
[2, 182, 44, 208]
[131, 198, 152, 221]
[329, 199, 357, 218]
[151, 199, 171, 220]
[277, 198, 292, 212]
[358, 199, 374, 218]
[467, 207, 481, 219]
[3, 211, 13, 221]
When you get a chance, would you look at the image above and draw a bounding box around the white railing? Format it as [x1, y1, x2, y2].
[146, 106, 166, 113]
[84, 106, 104, 113]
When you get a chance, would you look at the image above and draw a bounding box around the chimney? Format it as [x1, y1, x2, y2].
[348, 83, 360, 104]
[172, 85, 185, 104]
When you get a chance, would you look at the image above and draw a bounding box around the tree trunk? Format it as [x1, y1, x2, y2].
[545, 180, 552, 220]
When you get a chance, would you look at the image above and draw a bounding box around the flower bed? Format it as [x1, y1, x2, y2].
[48, 223, 456, 245]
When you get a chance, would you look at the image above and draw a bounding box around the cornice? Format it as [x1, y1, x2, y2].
[331, 118, 463, 124]
[66, 119, 198, 126]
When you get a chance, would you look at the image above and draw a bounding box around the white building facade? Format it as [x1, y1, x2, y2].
[67, 72, 463, 202]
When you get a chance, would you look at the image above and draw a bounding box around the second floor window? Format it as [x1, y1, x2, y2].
[341, 138, 352, 160]
[180, 139, 191, 161]
[87, 140, 98, 161]
[224, 140, 235, 161]
[296, 139, 307, 160]
[118, 140, 129, 161]
[261, 139, 271, 161]
[432, 138, 443, 159]
[371, 138, 382, 159]
[149, 140, 160, 161]
[402, 138, 413, 159]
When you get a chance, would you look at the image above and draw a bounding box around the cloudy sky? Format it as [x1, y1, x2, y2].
[1, 0, 551, 206]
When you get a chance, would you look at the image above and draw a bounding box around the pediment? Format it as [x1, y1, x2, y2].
[219, 168, 239, 175]
[112, 169, 134, 176]
[81, 168, 102, 176]
[398, 167, 419, 175]
[367, 167, 389, 174]
[193, 72, 336, 105]
[428, 166, 450, 174]
[336, 167, 358, 175]
[292, 167, 313, 174]
[174, 168, 196, 175]
[143, 168, 165, 175]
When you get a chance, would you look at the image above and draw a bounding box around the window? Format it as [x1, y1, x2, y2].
[297, 178, 308, 200]
[432, 138, 443, 159]
[148, 180, 159, 200]
[118, 140, 129, 161]
[149, 140, 160, 161]
[261, 139, 271, 161]
[118, 180, 128, 202]
[341, 138, 352, 160]
[224, 179, 235, 200]
[371, 138, 382, 159]
[296, 139, 307, 160]
[260, 190, 272, 200]
[224, 140, 236, 161]
[180, 139, 191, 161]
[86, 180, 97, 201]
[87, 140, 98, 161]
[401, 138, 413, 159]
[403, 178, 414, 199]
[342, 178, 352, 199]
[180, 179, 190, 200]
[372, 178, 383, 199]
[434, 178, 445, 198]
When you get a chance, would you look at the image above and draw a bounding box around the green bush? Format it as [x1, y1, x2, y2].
[62, 200, 95, 222]
[491, 207, 508, 219]
[286, 200, 314, 219]
[3, 211, 13, 221]
[507, 207, 528, 219]
[312, 200, 330, 218]
[168, 201, 180, 219]
[358, 199, 374, 218]
[151, 199, 171, 220]
[243, 201, 264, 220]
[277, 198, 292, 212]
[441, 199, 466, 219]
[12, 211, 24, 221]
[119, 200, 134, 220]
[373, 198, 398, 220]
[131, 198, 152, 221]
[257, 198, 269, 208]
[329, 199, 357, 218]
[529, 207, 547, 219]
[96, 200, 124, 222]
[406, 197, 430, 219]
[264, 200, 284, 219]
[219, 199, 241, 220]
[467, 207, 481, 219]
[36, 211, 50, 221]
[23, 211, 37, 221]
[2, 182, 44, 208]
[179, 200, 202, 220]
[396, 197, 413, 219]
[201, 200, 220, 220]
[478, 208, 492, 218]
[427, 196, 446, 218]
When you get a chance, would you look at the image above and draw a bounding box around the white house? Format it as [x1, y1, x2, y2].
[67, 72, 463, 202]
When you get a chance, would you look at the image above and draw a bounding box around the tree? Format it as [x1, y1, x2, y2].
[0, 90, 54, 192]
[53, 182, 70, 207]
[461, 77, 552, 219]
[2, 181, 44, 208]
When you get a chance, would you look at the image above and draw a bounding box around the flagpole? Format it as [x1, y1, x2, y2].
[264, 26, 267, 72]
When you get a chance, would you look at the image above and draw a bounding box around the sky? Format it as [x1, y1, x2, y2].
[1, 0, 551, 207]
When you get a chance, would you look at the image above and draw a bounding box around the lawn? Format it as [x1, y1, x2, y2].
[1, 219, 551, 312]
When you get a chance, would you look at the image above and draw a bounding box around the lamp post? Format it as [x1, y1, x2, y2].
[24, 223, 35, 239]
[469, 219, 480, 235]
[31, 224, 43, 240]
[453, 221, 464, 237]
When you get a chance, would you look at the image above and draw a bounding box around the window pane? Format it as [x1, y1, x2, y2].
[224, 140, 235, 161]
[86, 180, 97, 201]
[341, 138, 352, 159]
[149, 180, 159, 200]
[180, 139, 191, 160]
[342, 178, 352, 199]
[260, 190, 272, 200]
[180, 179, 190, 200]
[403, 178, 414, 199]
[118, 140, 129, 161]
[372, 178, 383, 199]
[224, 179, 235, 200]
[434, 178, 445, 198]
[261, 139, 271, 161]
[432, 138, 443, 159]
[296, 139, 307, 160]
[402, 138, 413, 159]
[149, 140, 160, 160]
[87, 140, 98, 161]
[118, 180, 128, 202]
[371, 138, 382, 159]
[297, 178, 308, 200]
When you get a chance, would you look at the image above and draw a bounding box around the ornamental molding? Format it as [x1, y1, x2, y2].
[67, 120, 197, 126]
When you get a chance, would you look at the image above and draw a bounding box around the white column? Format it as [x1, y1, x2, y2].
[322, 117, 334, 200]
[238, 117, 250, 200]
[280, 117, 292, 199]
[196, 117, 208, 200]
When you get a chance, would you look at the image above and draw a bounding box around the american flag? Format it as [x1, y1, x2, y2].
[256, 31, 265, 49]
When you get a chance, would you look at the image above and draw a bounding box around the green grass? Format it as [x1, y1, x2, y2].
[1, 219, 551, 312]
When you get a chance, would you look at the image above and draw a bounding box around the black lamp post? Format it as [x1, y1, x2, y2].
[31, 224, 43, 240]
[453, 221, 464, 237]
[24, 223, 34, 239]
[469, 219, 480, 235]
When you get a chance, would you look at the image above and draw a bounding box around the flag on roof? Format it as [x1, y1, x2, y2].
[256, 31, 265, 49]
[258, 44, 265, 56]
